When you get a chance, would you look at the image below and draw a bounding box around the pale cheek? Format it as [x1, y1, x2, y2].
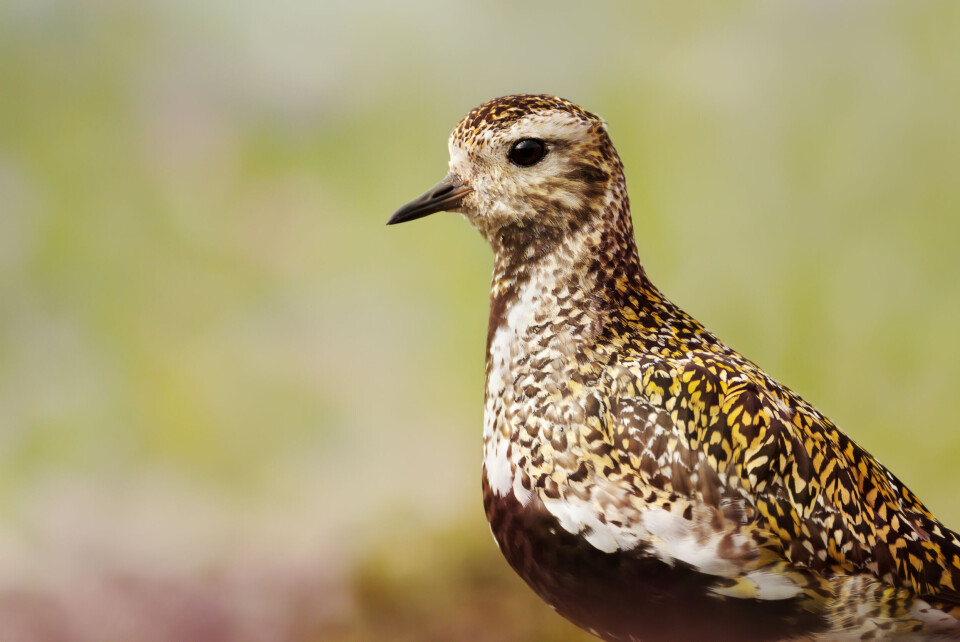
[475, 176, 531, 221]
[554, 188, 584, 212]
[448, 144, 471, 172]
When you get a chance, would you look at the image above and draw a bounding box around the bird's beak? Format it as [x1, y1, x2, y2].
[387, 174, 473, 225]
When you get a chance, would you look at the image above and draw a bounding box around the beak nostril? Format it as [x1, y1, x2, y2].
[433, 184, 455, 198]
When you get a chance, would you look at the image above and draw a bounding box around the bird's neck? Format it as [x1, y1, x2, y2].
[485, 195, 660, 358]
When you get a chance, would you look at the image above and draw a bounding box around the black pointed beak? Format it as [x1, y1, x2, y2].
[387, 174, 473, 225]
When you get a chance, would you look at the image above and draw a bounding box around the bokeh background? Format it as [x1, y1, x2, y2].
[2, 1, 959, 640]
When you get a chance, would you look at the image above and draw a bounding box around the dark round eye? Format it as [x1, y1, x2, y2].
[508, 138, 546, 167]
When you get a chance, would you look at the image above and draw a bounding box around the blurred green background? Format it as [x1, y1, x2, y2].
[1, 1, 959, 640]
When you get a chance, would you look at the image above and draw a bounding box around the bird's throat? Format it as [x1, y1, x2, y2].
[484, 209, 646, 362]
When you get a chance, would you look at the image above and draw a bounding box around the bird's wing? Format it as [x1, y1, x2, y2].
[604, 390, 826, 603]
[619, 351, 960, 607]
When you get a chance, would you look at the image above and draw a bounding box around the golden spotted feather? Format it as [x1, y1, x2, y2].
[390, 95, 960, 641]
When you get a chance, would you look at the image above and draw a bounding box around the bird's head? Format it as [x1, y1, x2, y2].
[389, 95, 626, 249]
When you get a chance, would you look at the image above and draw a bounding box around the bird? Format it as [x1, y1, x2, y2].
[387, 94, 960, 641]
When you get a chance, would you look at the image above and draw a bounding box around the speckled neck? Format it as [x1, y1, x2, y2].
[484, 169, 657, 357]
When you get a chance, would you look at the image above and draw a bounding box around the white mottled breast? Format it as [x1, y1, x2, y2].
[481, 254, 642, 550]
[483, 270, 550, 505]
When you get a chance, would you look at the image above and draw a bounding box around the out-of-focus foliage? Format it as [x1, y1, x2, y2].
[0, 1, 958, 640]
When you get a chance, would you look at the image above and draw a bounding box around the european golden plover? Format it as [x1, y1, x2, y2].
[389, 95, 960, 641]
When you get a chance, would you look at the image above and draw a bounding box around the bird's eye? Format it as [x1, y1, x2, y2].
[508, 139, 546, 167]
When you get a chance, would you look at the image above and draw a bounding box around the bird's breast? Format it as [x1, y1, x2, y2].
[483, 273, 585, 501]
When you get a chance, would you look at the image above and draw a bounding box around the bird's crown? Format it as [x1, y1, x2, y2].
[450, 94, 602, 147]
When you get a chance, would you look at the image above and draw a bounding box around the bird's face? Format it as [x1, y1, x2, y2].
[389, 95, 621, 245]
